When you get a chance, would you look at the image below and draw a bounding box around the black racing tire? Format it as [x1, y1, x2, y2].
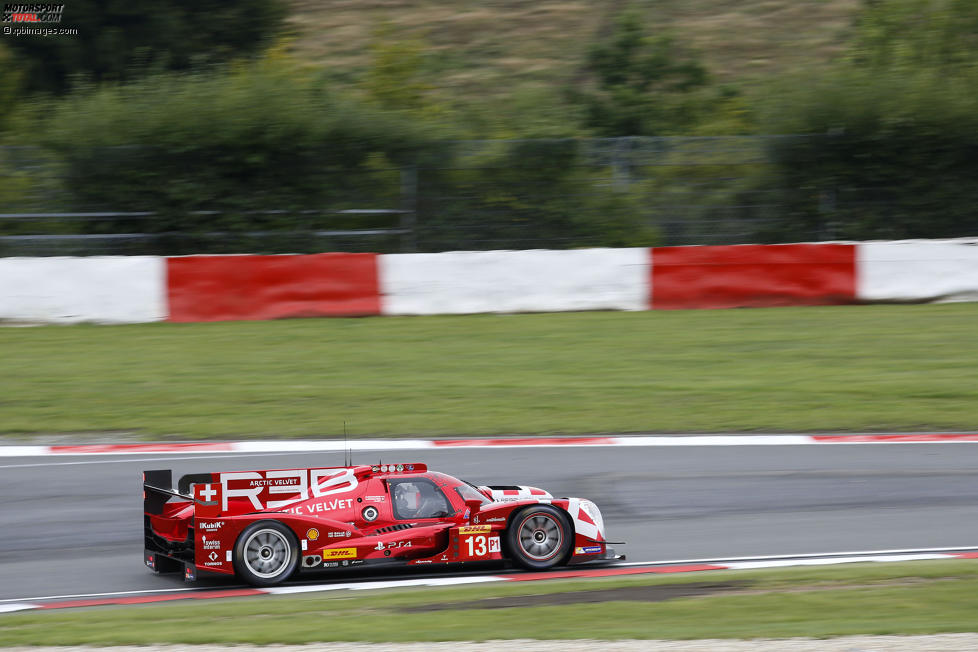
[233, 520, 300, 587]
[505, 505, 573, 571]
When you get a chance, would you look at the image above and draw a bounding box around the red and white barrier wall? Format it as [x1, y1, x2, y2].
[859, 241, 978, 304]
[1, 239, 977, 323]
[167, 253, 381, 322]
[380, 248, 649, 315]
[0, 256, 167, 324]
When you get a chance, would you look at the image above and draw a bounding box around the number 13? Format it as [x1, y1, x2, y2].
[466, 535, 488, 556]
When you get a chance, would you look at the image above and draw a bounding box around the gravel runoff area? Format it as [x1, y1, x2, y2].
[7, 638, 978, 652]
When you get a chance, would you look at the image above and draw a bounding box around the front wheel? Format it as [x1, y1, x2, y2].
[233, 521, 299, 586]
[506, 505, 573, 570]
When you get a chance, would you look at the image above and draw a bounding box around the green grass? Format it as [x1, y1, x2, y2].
[2, 305, 977, 438]
[2, 561, 978, 644]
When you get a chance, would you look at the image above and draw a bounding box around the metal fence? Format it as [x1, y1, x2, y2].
[0, 136, 863, 256]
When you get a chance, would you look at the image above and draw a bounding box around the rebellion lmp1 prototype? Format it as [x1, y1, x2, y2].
[143, 462, 623, 586]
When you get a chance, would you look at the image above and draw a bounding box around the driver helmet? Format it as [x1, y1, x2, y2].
[395, 482, 421, 515]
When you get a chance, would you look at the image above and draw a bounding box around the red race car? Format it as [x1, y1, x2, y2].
[143, 462, 623, 586]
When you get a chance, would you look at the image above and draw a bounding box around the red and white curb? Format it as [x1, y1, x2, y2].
[3, 433, 978, 457]
[2, 548, 977, 613]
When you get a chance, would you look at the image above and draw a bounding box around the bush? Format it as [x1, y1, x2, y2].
[37, 65, 445, 252]
[416, 138, 659, 251]
[756, 69, 978, 241]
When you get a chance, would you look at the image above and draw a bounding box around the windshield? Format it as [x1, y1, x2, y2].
[455, 481, 490, 505]
[389, 478, 453, 519]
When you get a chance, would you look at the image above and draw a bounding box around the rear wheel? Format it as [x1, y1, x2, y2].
[233, 521, 299, 586]
[506, 505, 573, 570]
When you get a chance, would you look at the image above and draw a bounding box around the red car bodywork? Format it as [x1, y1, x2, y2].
[143, 462, 622, 585]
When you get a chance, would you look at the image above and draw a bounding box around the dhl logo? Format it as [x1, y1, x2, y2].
[458, 525, 492, 534]
[321, 548, 357, 560]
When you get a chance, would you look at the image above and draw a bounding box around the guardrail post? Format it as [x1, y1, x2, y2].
[400, 165, 418, 252]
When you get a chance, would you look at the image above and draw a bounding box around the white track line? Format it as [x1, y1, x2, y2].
[263, 576, 505, 595]
[3, 548, 976, 608]
[0, 451, 353, 469]
[3, 433, 978, 458]
[0, 586, 201, 604]
[614, 546, 978, 567]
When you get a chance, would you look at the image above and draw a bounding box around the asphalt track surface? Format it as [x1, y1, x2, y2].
[2, 442, 978, 602]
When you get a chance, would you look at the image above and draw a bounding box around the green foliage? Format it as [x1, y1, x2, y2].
[574, 11, 710, 136]
[37, 62, 444, 252]
[453, 87, 585, 141]
[4, 0, 288, 94]
[362, 24, 434, 114]
[0, 151, 34, 216]
[755, 22, 978, 242]
[417, 138, 659, 251]
[847, 0, 978, 72]
[0, 44, 22, 134]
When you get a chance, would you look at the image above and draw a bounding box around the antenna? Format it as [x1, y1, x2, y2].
[344, 421, 351, 467]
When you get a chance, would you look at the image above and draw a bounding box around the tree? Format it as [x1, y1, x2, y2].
[574, 12, 709, 136]
[847, 0, 978, 73]
[36, 62, 447, 253]
[747, 0, 978, 242]
[362, 24, 432, 113]
[0, 44, 22, 133]
[4, 0, 287, 94]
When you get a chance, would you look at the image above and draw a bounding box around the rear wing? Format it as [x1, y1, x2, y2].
[143, 469, 208, 514]
[143, 469, 206, 576]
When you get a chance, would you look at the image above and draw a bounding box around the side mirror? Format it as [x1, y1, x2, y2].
[465, 498, 483, 519]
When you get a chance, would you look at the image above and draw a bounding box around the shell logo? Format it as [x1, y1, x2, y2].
[307, 528, 320, 541]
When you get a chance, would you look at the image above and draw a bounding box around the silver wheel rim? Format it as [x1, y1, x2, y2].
[517, 513, 563, 561]
[243, 528, 292, 579]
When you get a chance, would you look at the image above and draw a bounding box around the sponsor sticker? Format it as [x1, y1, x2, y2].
[202, 536, 221, 550]
[219, 468, 358, 512]
[194, 483, 220, 505]
[486, 517, 506, 523]
[374, 541, 412, 550]
[307, 528, 320, 541]
[198, 521, 224, 531]
[362, 506, 379, 522]
[322, 547, 357, 560]
[458, 525, 492, 534]
[575, 546, 603, 555]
